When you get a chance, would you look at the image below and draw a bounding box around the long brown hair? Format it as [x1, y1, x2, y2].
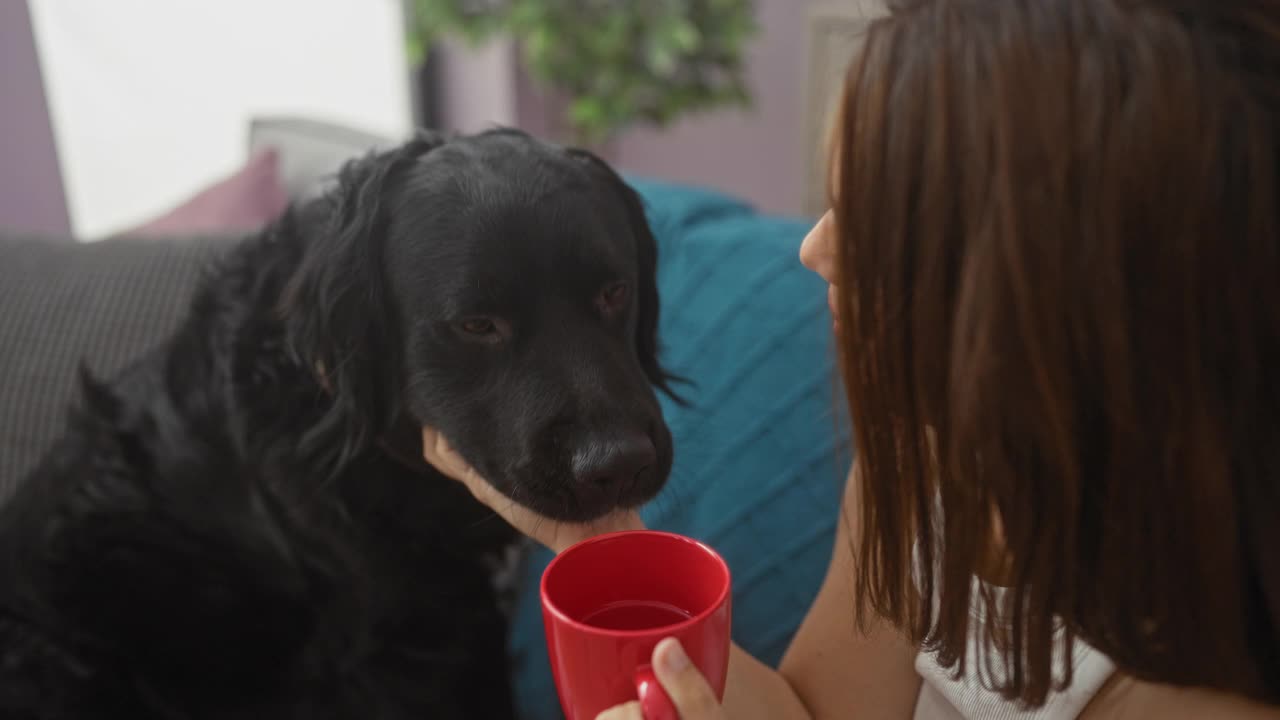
[832, 0, 1280, 706]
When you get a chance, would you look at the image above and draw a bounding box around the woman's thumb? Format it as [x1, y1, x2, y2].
[652, 638, 722, 719]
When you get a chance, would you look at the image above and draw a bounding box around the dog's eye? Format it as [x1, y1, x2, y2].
[597, 282, 630, 315]
[460, 318, 496, 335]
[456, 317, 508, 344]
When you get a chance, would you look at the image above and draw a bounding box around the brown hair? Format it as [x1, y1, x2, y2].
[832, 0, 1280, 706]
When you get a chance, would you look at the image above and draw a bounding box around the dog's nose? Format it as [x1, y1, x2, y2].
[571, 431, 657, 491]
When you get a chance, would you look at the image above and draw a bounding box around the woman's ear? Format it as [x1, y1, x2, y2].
[277, 130, 447, 472]
[566, 148, 685, 403]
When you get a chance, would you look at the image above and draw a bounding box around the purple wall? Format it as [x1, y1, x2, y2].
[0, 0, 70, 235]
[612, 0, 817, 218]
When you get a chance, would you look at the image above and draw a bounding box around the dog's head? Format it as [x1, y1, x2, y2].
[279, 128, 675, 522]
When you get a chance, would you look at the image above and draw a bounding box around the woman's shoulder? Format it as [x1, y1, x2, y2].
[1079, 675, 1280, 720]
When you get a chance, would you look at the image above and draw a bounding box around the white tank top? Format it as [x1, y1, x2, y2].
[912, 579, 1116, 719]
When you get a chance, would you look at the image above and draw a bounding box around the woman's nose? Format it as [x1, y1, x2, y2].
[799, 211, 837, 282]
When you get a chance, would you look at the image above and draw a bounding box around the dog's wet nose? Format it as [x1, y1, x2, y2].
[571, 431, 657, 491]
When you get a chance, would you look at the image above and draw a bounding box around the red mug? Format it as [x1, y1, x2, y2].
[540, 530, 733, 720]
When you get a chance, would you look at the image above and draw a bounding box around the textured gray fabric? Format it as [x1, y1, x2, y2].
[0, 233, 235, 502]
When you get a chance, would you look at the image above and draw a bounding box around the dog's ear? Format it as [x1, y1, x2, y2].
[278, 129, 447, 473]
[75, 365, 123, 427]
[566, 149, 683, 402]
[69, 365, 153, 473]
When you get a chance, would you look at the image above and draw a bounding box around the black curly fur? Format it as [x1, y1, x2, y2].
[0, 128, 674, 718]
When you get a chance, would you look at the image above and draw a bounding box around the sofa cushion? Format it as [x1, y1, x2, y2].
[507, 177, 851, 719]
[0, 234, 232, 499]
[248, 115, 397, 202]
[116, 149, 289, 238]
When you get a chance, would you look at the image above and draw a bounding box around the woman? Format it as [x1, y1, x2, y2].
[423, 0, 1280, 717]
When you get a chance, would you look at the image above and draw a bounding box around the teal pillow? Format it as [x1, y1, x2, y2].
[507, 177, 851, 719]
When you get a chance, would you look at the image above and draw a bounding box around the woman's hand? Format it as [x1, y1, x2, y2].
[421, 427, 645, 554]
[597, 639, 727, 720]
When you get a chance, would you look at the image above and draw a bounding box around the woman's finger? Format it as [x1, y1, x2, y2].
[596, 701, 645, 720]
[653, 638, 725, 719]
[420, 427, 553, 540]
[422, 428, 492, 499]
[421, 426, 648, 553]
[420, 428, 460, 478]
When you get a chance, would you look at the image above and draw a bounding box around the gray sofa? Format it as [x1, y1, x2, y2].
[0, 232, 233, 495]
[0, 116, 395, 496]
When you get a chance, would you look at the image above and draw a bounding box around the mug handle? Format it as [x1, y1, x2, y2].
[635, 664, 679, 720]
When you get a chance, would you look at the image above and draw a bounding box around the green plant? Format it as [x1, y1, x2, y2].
[407, 0, 757, 145]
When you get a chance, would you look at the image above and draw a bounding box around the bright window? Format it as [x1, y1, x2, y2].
[28, 0, 414, 238]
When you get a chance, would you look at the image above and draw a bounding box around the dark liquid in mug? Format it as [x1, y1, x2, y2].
[581, 600, 694, 631]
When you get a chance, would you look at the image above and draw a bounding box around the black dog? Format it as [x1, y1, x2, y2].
[0, 128, 675, 718]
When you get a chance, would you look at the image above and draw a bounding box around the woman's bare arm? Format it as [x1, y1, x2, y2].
[717, 469, 922, 719]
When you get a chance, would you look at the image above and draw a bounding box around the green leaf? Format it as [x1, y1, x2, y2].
[405, 32, 426, 65]
[570, 96, 606, 129]
[671, 19, 701, 52]
[404, 0, 758, 138]
[527, 26, 552, 61]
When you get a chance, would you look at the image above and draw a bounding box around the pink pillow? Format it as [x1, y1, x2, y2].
[119, 148, 289, 237]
